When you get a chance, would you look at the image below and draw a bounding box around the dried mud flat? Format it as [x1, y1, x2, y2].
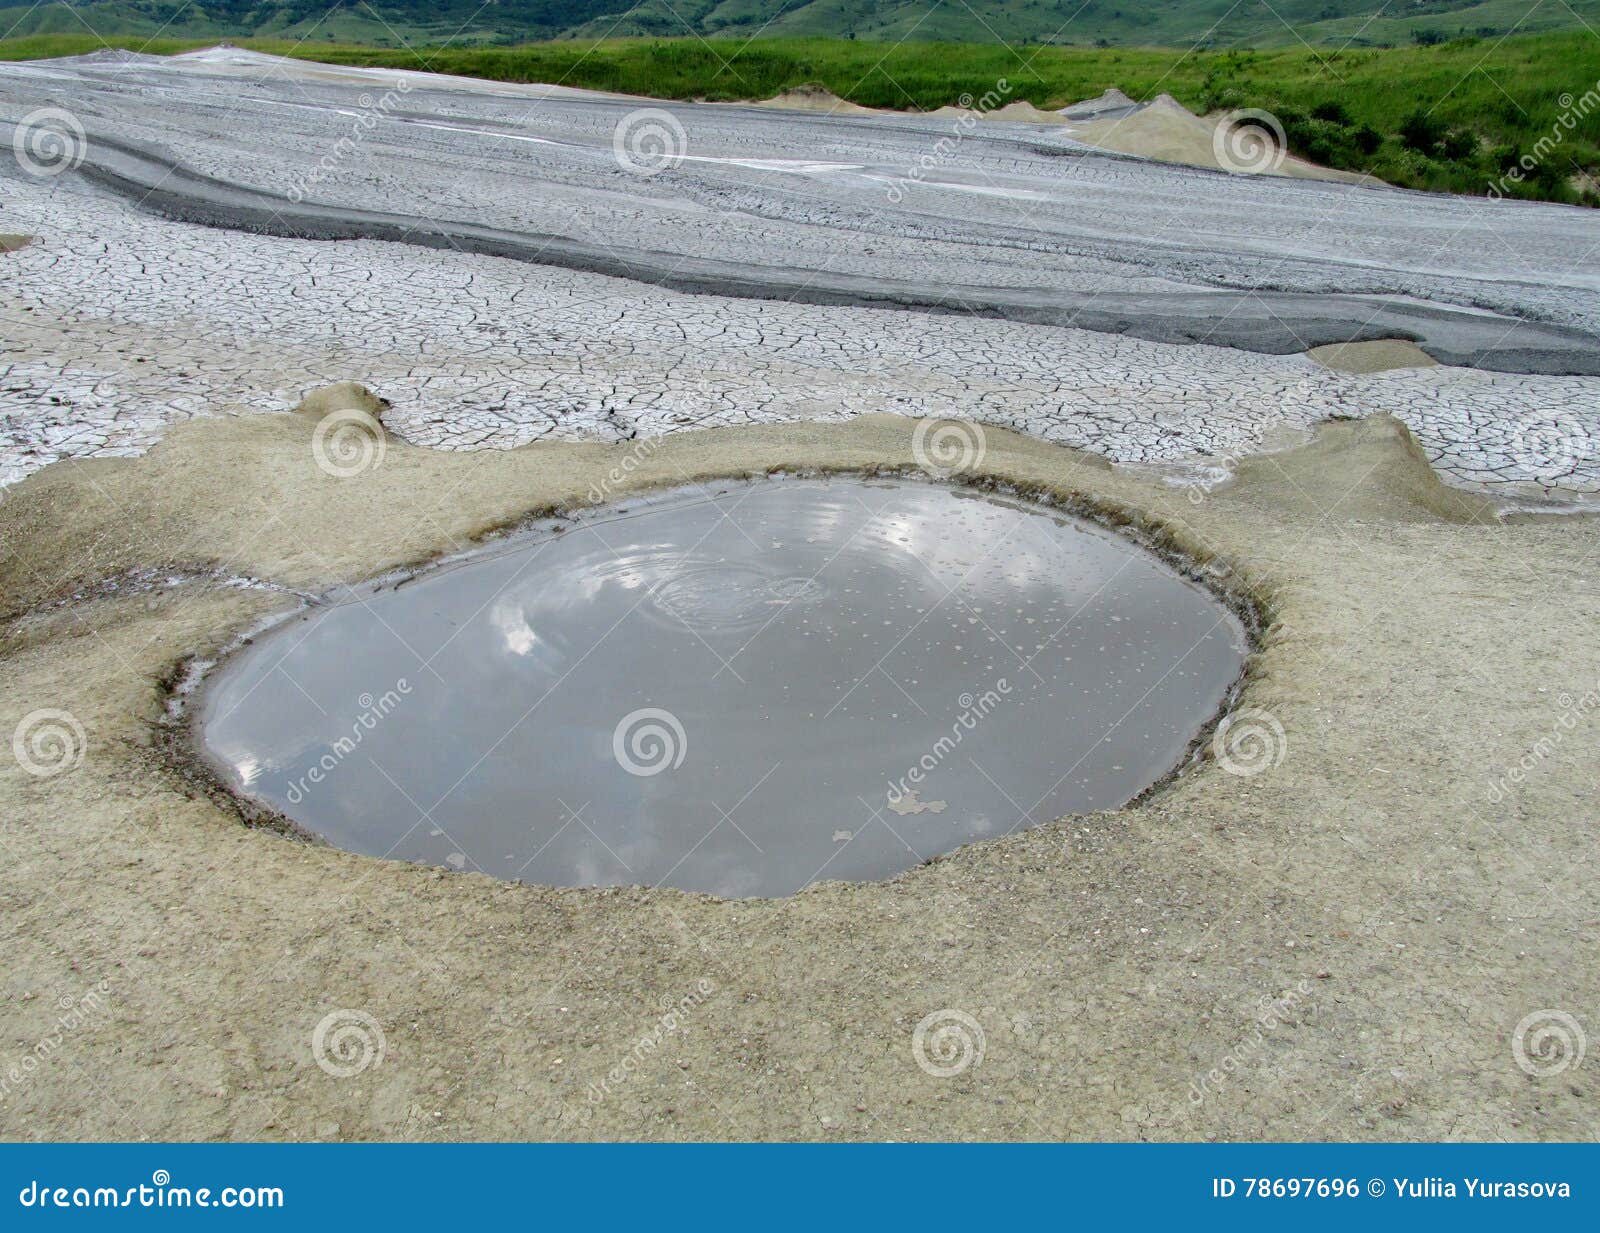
[4, 48, 1599, 501]
[1, 411, 1596, 1141]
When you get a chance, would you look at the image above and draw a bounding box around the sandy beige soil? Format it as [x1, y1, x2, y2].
[752, 84, 882, 116]
[753, 85, 1363, 181]
[1308, 339, 1439, 373]
[1062, 97, 1367, 183]
[0, 410, 1595, 1141]
[916, 91, 1367, 182]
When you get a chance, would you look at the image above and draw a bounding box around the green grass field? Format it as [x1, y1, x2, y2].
[5, 32, 1598, 204]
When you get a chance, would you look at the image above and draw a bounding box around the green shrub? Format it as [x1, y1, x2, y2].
[1352, 125, 1383, 154]
[1399, 109, 1447, 152]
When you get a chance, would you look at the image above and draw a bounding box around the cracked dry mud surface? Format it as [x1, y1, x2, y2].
[1, 47, 1598, 504]
[2, 174, 1598, 504]
[0, 414, 1596, 1141]
[5, 46, 1597, 367]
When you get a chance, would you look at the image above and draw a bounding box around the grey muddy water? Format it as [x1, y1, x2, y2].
[196, 478, 1247, 896]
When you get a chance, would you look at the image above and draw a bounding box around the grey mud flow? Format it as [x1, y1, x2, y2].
[196, 478, 1248, 896]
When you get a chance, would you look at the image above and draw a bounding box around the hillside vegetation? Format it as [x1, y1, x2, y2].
[4, 32, 1597, 204]
[3, 0, 1599, 48]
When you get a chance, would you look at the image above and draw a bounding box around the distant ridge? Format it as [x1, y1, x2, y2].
[3, 0, 1598, 50]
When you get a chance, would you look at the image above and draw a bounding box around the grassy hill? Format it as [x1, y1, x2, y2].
[3, 0, 1598, 49]
[4, 31, 1597, 205]
[563, 0, 1600, 49]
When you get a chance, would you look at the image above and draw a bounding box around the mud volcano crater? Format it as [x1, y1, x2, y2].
[194, 476, 1248, 897]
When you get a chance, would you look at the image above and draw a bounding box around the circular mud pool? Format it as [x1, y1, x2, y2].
[195, 477, 1248, 896]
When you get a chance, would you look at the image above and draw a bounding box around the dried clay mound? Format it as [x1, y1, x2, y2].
[975, 100, 1073, 125]
[920, 88, 1364, 183]
[1058, 88, 1141, 121]
[1057, 90, 1369, 184]
[753, 83, 881, 117]
[923, 100, 1074, 126]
